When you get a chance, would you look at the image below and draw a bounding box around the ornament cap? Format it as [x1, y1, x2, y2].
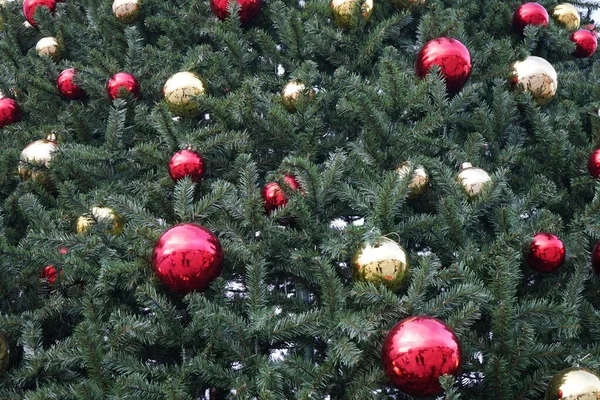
[460, 162, 473, 170]
[46, 133, 56, 142]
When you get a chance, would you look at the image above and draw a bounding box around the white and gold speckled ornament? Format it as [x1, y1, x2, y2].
[112, 0, 140, 24]
[163, 72, 207, 118]
[456, 162, 492, 198]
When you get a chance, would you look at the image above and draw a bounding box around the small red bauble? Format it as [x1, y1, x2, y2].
[23, 0, 57, 26]
[210, 0, 261, 24]
[527, 233, 566, 273]
[41, 265, 58, 284]
[513, 3, 549, 35]
[107, 72, 140, 100]
[57, 68, 86, 100]
[382, 316, 462, 397]
[262, 174, 301, 213]
[152, 223, 224, 294]
[415, 37, 472, 94]
[570, 29, 598, 58]
[168, 149, 206, 182]
[0, 98, 22, 128]
[588, 148, 600, 178]
[592, 240, 600, 276]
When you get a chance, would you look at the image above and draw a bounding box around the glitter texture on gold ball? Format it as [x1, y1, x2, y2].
[35, 36, 60, 61]
[281, 80, 314, 113]
[18, 134, 57, 185]
[112, 0, 140, 24]
[512, 56, 557, 105]
[457, 162, 492, 198]
[352, 236, 409, 292]
[396, 161, 429, 198]
[545, 367, 600, 400]
[552, 3, 580, 30]
[77, 207, 124, 236]
[163, 72, 207, 118]
[331, 0, 373, 29]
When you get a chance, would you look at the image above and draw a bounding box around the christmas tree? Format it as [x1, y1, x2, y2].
[1, 0, 600, 398]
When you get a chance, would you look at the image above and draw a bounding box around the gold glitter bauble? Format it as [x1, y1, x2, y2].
[77, 207, 125, 236]
[552, 4, 580, 30]
[163, 72, 207, 117]
[389, 0, 426, 11]
[281, 80, 314, 113]
[331, 0, 373, 29]
[18, 134, 57, 186]
[112, 0, 140, 24]
[456, 162, 492, 198]
[352, 237, 409, 292]
[396, 161, 429, 198]
[545, 367, 600, 400]
[35, 37, 60, 61]
[512, 56, 557, 105]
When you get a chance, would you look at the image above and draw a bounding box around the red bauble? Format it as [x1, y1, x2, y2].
[588, 148, 600, 178]
[570, 29, 598, 58]
[152, 224, 224, 294]
[526, 233, 566, 273]
[512, 3, 549, 34]
[382, 316, 462, 397]
[41, 265, 58, 284]
[592, 241, 600, 276]
[107, 72, 140, 100]
[168, 149, 206, 182]
[415, 37, 472, 94]
[57, 68, 86, 100]
[23, 0, 57, 26]
[210, 0, 261, 24]
[262, 174, 301, 213]
[0, 98, 22, 128]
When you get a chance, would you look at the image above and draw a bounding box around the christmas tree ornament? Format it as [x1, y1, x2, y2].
[0, 97, 22, 128]
[415, 37, 472, 94]
[570, 29, 597, 58]
[57, 68, 86, 100]
[18, 134, 57, 184]
[76, 206, 124, 236]
[112, 0, 140, 24]
[0, 332, 8, 377]
[40, 265, 58, 284]
[35, 36, 60, 61]
[351, 236, 409, 292]
[168, 148, 206, 182]
[389, 0, 426, 11]
[592, 240, 600, 276]
[545, 367, 600, 400]
[456, 162, 491, 198]
[512, 3, 549, 34]
[163, 72, 207, 117]
[526, 232, 565, 273]
[331, 0, 373, 29]
[210, 0, 261, 24]
[382, 316, 462, 397]
[262, 174, 301, 213]
[588, 148, 600, 179]
[552, 3, 580, 30]
[106, 72, 140, 100]
[152, 223, 224, 294]
[22, 0, 56, 26]
[511, 56, 557, 105]
[396, 161, 429, 198]
[281, 80, 314, 113]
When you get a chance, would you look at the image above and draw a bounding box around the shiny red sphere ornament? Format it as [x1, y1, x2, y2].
[23, 0, 56, 26]
[526, 233, 566, 273]
[168, 149, 206, 182]
[210, 0, 261, 24]
[107, 72, 140, 100]
[513, 3, 549, 34]
[382, 316, 462, 397]
[262, 174, 301, 213]
[0, 98, 22, 128]
[570, 29, 598, 58]
[415, 37, 472, 94]
[57, 68, 86, 100]
[588, 148, 600, 179]
[592, 240, 600, 276]
[152, 224, 224, 294]
[40, 265, 58, 284]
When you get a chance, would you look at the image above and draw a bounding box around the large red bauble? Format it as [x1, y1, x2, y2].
[381, 316, 462, 397]
[57, 68, 86, 100]
[168, 149, 206, 182]
[570, 29, 598, 58]
[107, 72, 140, 100]
[415, 37, 472, 94]
[41, 265, 58, 284]
[512, 3, 549, 34]
[210, 0, 261, 24]
[262, 174, 301, 213]
[0, 98, 22, 128]
[588, 148, 600, 178]
[152, 223, 224, 294]
[23, 0, 57, 26]
[592, 240, 600, 276]
[526, 233, 565, 273]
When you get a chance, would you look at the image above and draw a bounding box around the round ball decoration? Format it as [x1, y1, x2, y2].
[352, 236, 409, 292]
[511, 56, 557, 105]
[552, 3, 580, 30]
[152, 223, 224, 294]
[262, 174, 301, 213]
[57, 68, 86, 100]
[415, 37, 472, 94]
[0, 97, 22, 128]
[76, 207, 124, 236]
[41, 265, 58, 284]
[545, 367, 600, 400]
[18, 134, 57, 184]
[526, 232, 566, 273]
[396, 161, 429, 199]
[592, 240, 600, 276]
[570, 29, 597, 58]
[389, 0, 426, 11]
[210, 0, 261, 24]
[382, 316, 462, 397]
[35, 36, 60, 61]
[456, 162, 492, 198]
[587, 148, 600, 179]
[0, 332, 8, 377]
[112, 0, 140, 24]
[512, 3, 549, 35]
[281, 80, 314, 113]
[22, 0, 56, 26]
[331, 0, 373, 29]
[163, 72, 207, 117]
[168, 148, 206, 182]
[106, 72, 140, 100]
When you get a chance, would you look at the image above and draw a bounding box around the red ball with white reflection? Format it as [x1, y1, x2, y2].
[588, 148, 600, 178]
[210, 0, 261, 24]
[152, 224, 224, 294]
[592, 240, 600, 276]
[381, 316, 462, 397]
[0, 98, 22, 128]
[570, 29, 598, 58]
[415, 37, 472, 94]
[41, 265, 58, 284]
[57, 68, 86, 100]
[262, 174, 301, 212]
[512, 2, 549, 34]
[526, 233, 566, 273]
[168, 149, 206, 182]
[23, 0, 57, 26]
[107, 72, 140, 100]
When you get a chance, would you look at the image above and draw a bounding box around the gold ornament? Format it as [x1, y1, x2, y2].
[457, 162, 492, 198]
[77, 206, 124, 236]
[389, 0, 426, 10]
[163, 72, 207, 118]
[352, 236, 409, 292]
[281, 80, 314, 113]
[552, 4, 580, 30]
[396, 161, 429, 198]
[545, 367, 600, 400]
[512, 56, 557, 105]
[112, 0, 140, 24]
[331, 0, 373, 29]
[18, 134, 57, 186]
[35, 37, 60, 61]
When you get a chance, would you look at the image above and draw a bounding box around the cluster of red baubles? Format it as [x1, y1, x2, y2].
[57, 69, 140, 101]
